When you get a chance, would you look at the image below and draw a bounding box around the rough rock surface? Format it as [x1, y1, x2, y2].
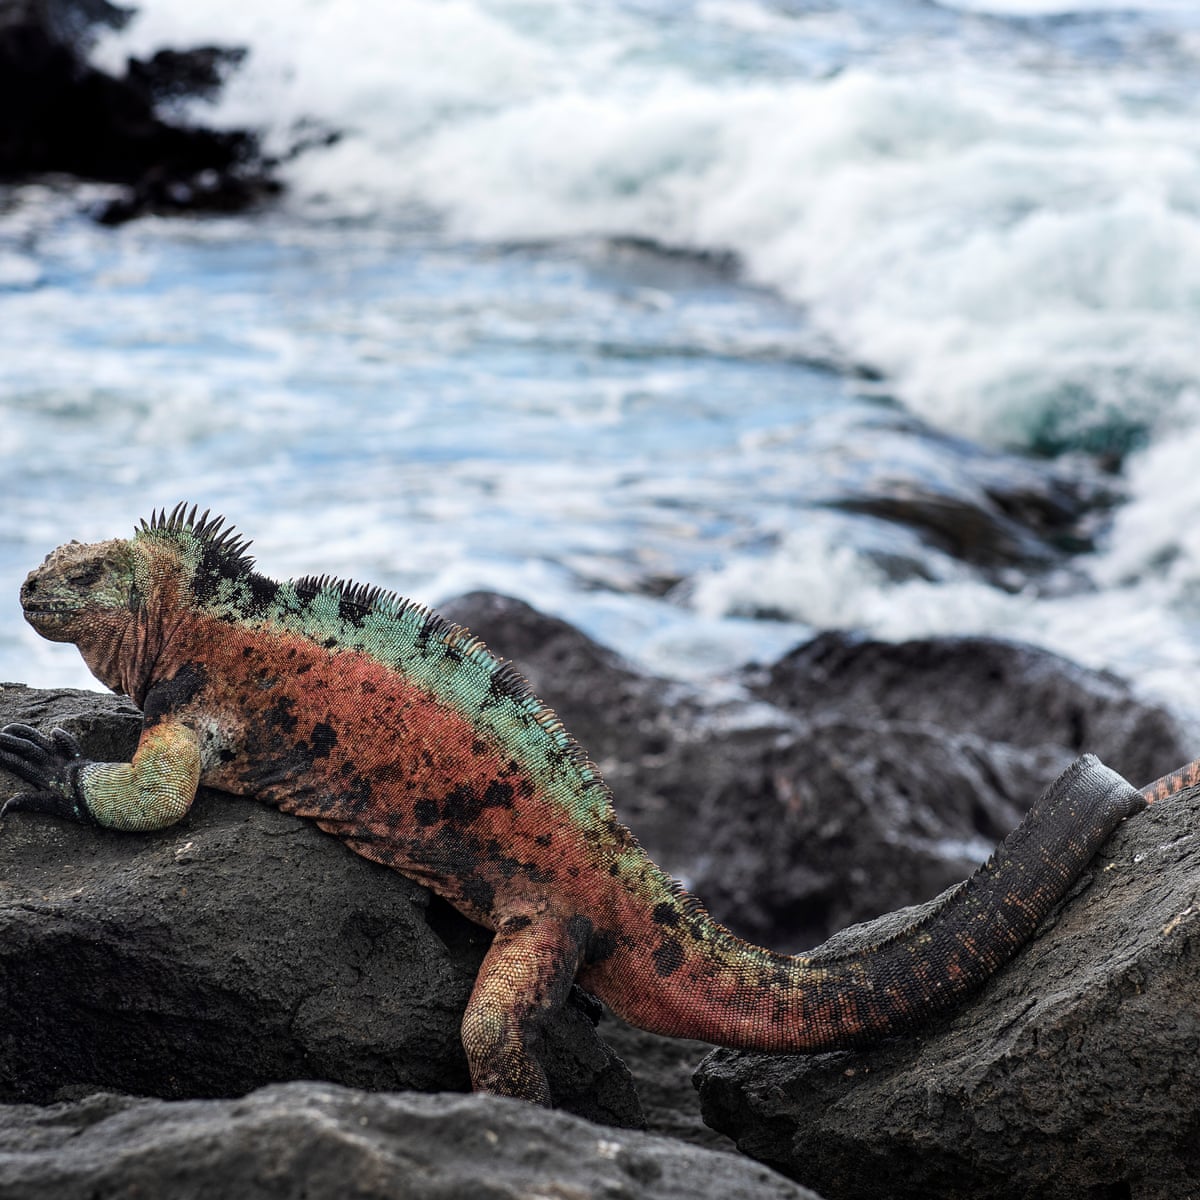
[0, 683, 641, 1128]
[750, 631, 1183, 784]
[696, 783, 1200, 1200]
[0, 1083, 820, 1200]
[0, 0, 278, 221]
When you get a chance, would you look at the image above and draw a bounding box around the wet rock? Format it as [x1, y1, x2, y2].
[700, 631, 1190, 951]
[750, 631, 1184, 786]
[0, 0, 279, 222]
[125, 45, 248, 105]
[805, 407, 1115, 582]
[0, 683, 641, 1128]
[695, 782, 1200, 1200]
[0, 1083, 821, 1200]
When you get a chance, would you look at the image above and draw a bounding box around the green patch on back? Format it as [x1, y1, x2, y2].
[134, 504, 612, 826]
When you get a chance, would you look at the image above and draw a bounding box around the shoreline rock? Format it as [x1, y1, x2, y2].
[0, 0, 280, 222]
[0, 1083, 820, 1200]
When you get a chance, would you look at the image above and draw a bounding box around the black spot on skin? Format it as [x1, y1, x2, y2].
[484, 839, 522, 879]
[442, 783, 482, 825]
[483, 780, 514, 808]
[362, 681, 377, 694]
[264, 697, 297, 734]
[516, 778, 535, 800]
[608, 863, 620, 876]
[505, 915, 533, 933]
[142, 663, 207, 726]
[461, 876, 495, 913]
[525, 863, 556, 884]
[414, 799, 439, 826]
[586, 927, 618, 965]
[248, 575, 280, 612]
[652, 902, 680, 928]
[338, 596, 365, 626]
[534, 833, 553, 848]
[652, 936, 684, 978]
[322, 637, 338, 650]
[235, 744, 318, 792]
[342, 773, 373, 812]
[472, 739, 488, 756]
[310, 722, 337, 758]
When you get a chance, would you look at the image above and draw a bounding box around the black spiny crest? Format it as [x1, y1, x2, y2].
[138, 503, 257, 578]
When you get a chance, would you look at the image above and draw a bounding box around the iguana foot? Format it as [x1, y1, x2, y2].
[0, 724, 94, 823]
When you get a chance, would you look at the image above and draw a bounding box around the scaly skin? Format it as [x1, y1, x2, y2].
[1, 505, 1195, 1103]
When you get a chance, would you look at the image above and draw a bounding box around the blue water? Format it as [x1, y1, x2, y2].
[2, 0, 1199, 729]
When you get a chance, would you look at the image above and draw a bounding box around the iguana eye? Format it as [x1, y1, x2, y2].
[69, 563, 104, 588]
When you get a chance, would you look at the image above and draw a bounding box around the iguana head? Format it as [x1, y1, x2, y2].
[20, 504, 250, 698]
[20, 538, 139, 645]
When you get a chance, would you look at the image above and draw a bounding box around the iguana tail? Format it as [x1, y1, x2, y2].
[586, 753, 1170, 1052]
[1139, 757, 1200, 805]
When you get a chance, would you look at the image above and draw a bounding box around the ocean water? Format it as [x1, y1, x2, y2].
[2, 0, 1199, 737]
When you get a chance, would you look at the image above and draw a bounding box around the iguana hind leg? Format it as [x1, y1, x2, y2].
[461, 913, 587, 1104]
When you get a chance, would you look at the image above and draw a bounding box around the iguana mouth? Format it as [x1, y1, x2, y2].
[21, 603, 73, 617]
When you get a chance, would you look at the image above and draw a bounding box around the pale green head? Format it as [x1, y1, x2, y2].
[20, 537, 141, 645]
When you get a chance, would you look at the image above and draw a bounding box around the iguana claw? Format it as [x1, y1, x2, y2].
[0, 723, 93, 823]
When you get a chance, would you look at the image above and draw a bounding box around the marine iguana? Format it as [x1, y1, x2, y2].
[2, 505, 1195, 1104]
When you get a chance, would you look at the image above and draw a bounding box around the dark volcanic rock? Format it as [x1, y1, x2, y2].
[687, 718, 1053, 953]
[0, 0, 278, 221]
[0, 683, 641, 1128]
[695, 783, 1200, 1200]
[0, 1083, 821, 1200]
[751, 631, 1184, 786]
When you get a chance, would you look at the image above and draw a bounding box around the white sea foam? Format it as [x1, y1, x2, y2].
[92, 1, 1200, 460]
[8, 0, 1196, 721]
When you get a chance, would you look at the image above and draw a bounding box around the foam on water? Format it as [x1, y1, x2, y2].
[91, 1, 1200, 455]
[3, 1, 1198, 732]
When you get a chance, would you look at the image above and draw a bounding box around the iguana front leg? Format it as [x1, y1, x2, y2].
[0, 718, 200, 832]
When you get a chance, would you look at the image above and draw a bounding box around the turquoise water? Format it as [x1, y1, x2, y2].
[2, 0, 1199, 727]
